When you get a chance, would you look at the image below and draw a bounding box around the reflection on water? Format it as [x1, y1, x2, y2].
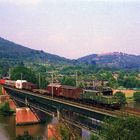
[16, 124, 48, 139]
[0, 115, 51, 140]
[0, 115, 15, 140]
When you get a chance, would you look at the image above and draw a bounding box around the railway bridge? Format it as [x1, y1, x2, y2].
[2, 85, 117, 131]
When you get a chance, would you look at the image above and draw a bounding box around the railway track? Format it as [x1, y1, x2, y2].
[44, 96, 140, 117]
[35, 94, 131, 117]
[123, 107, 140, 116]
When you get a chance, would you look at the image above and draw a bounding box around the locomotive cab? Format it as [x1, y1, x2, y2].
[102, 87, 113, 96]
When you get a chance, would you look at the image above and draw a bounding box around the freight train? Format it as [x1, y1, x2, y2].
[0, 79, 121, 109]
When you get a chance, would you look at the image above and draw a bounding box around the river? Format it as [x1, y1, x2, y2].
[0, 115, 49, 140]
[0, 115, 90, 140]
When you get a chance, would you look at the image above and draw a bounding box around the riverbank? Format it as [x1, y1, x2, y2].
[0, 102, 15, 116]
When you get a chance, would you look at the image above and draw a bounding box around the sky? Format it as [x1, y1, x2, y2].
[0, 0, 140, 59]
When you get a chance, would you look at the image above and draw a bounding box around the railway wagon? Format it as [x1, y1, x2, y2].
[32, 89, 49, 95]
[22, 82, 37, 91]
[0, 79, 6, 85]
[15, 80, 27, 89]
[5, 80, 16, 87]
[47, 83, 62, 96]
[60, 85, 83, 99]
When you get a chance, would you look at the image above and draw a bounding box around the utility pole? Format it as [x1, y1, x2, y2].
[51, 72, 54, 98]
[21, 73, 22, 81]
[48, 71, 54, 98]
[39, 73, 41, 89]
[75, 71, 78, 87]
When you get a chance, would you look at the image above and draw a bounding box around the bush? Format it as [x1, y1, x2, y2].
[0, 102, 10, 112]
[59, 125, 70, 140]
[114, 91, 126, 105]
[133, 92, 140, 102]
[15, 131, 43, 140]
[0, 85, 2, 95]
[15, 131, 33, 140]
[101, 116, 140, 140]
[89, 133, 100, 140]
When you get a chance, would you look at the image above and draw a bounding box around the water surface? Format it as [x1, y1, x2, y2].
[0, 115, 49, 140]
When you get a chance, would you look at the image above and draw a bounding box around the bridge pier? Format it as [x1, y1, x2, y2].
[57, 109, 60, 121]
[2, 86, 7, 95]
[16, 107, 40, 125]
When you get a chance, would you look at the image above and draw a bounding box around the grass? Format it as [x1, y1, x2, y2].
[0, 85, 2, 95]
[0, 102, 15, 116]
[126, 97, 134, 103]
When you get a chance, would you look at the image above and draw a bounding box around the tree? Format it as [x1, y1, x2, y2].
[15, 131, 43, 140]
[108, 78, 118, 89]
[89, 133, 100, 140]
[39, 75, 49, 89]
[114, 91, 126, 105]
[61, 76, 76, 86]
[101, 116, 140, 140]
[10, 66, 38, 84]
[133, 92, 140, 102]
[59, 125, 70, 140]
[0, 85, 2, 95]
[15, 131, 33, 140]
[117, 72, 140, 89]
[96, 70, 113, 81]
[0, 102, 10, 112]
[0, 102, 14, 115]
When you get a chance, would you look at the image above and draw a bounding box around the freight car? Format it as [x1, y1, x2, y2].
[0, 79, 6, 85]
[60, 85, 82, 99]
[5, 80, 16, 87]
[22, 82, 37, 91]
[16, 80, 27, 89]
[47, 83, 62, 96]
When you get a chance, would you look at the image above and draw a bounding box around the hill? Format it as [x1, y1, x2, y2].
[0, 37, 140, 71]
[0, 37, 72, 64]
[78, 52, 140, 70]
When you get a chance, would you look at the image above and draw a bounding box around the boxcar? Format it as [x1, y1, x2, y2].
[5, 80, 16, 87]
[22, 82, 37, 91]
[47, 83, 62, 96]
[61, 85, 82, 99]
[15, 80, 27, 89]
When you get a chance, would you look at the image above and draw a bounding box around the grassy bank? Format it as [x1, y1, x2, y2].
[0, 85, 2, 95]
[0, 102, 14, 116]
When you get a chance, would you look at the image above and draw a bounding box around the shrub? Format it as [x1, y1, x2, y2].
[114, 91, 126, 105]
[133, 92, 140, 102]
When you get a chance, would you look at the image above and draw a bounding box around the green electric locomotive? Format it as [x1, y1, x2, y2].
[81, 89, 121, 109]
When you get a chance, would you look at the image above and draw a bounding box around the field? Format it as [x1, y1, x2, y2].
[113, 89, 140, 98]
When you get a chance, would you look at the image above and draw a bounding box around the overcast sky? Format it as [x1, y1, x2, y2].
[0, 0, 140, 59]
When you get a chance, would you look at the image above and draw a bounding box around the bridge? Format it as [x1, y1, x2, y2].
[2, 85, 118, 131]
